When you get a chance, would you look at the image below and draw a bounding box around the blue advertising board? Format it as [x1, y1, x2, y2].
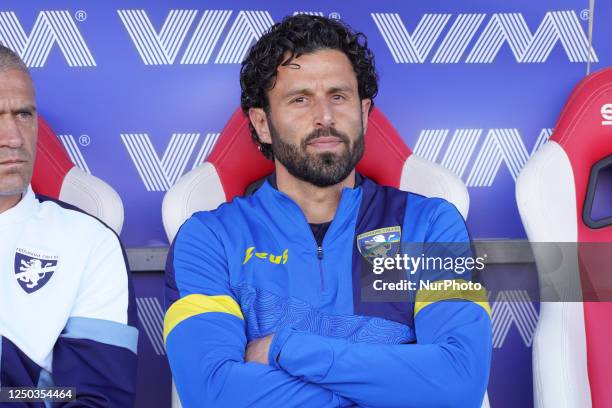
[2, 0, 608, 246]
[2, 1, 610, 407]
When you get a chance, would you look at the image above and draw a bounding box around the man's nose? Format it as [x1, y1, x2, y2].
[0, 116, 25, 149]
[0, 115, 24, 149]
[313, 99, 335, 129]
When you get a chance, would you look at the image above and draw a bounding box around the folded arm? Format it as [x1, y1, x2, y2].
[269, 298, 491, 408]
[164, 215, 352, 407]
[266, 199, 492, 408]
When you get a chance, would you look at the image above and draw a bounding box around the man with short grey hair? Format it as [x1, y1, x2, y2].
[0, 43, 29, 71]
[0, 44, 138, 407]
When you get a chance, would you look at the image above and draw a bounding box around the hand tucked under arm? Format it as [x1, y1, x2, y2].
[246, 333, 275, 365]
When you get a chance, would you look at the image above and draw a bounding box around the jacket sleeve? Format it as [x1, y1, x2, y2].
[267, 200, 492, 408]
[164, 214, 352, 408]
[52, 227, 138, 407]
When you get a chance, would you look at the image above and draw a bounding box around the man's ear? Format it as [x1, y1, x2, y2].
[248, 108, 272, 144]
[361, 99, 372, 134]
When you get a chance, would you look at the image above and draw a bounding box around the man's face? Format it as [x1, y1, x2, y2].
[0, 69, 37, 198]
[250, 49, 371, 187]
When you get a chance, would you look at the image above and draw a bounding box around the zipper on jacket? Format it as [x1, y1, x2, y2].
[276, 189, 337, 296]
[317, 245, 325, 291]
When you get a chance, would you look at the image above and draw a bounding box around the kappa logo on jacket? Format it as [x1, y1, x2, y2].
[14, 248, 59, 294]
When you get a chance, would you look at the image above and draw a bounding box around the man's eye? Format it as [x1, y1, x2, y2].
[332, 94, 345, 101]
[292, 97, 306, 104]
[16, 111, 33, 119]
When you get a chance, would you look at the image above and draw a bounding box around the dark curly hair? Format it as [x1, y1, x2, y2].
[240, 14, 378, 160]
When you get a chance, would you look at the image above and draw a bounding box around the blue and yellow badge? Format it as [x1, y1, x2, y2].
[357, 226, 401, 263]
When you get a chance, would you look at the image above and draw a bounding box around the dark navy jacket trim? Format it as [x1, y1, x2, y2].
[34, 194, 137, 327]
[53, 337, 137, 407]
[164, 237, 179, 310]
[351, 178, 413, 328]
[1, 337, 43, 400]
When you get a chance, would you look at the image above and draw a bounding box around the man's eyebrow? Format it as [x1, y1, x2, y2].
[0, 104, 36, 115]
[328, 85, 353, 94]
[283, 88, 313, 98]
[283, 85, 354, 98]
[13, 105, 37, 113]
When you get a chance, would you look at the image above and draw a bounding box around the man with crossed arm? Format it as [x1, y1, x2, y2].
[165, 14, 492, 408]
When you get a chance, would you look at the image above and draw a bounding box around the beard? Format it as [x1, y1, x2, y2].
[267, 115, 365, 187]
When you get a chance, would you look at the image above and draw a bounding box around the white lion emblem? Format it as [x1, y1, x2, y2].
[15, 259, 56, 288]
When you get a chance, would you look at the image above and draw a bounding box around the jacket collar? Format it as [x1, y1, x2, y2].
[253, 176, 363, 247]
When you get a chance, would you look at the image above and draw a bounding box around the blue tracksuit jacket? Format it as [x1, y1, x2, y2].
[164, 176, 492, 408]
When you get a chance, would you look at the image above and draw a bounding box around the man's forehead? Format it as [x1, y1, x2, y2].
[0, 69, 35, 97]
[273, 49, 356, 91]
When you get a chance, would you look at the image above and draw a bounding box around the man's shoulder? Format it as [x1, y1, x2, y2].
[190, 190, 263, 224]
[405, 192, 451, 211]
[362, 177, 451, 210]
[33, 194, 119, 242]
[177, 193, 258, 240]
[360, 179, 461, 233]
[402, 191, 462, 224]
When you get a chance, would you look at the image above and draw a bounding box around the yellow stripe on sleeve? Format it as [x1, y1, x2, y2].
[414, 279, 491, 318]
[163, 294, 244, 343]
